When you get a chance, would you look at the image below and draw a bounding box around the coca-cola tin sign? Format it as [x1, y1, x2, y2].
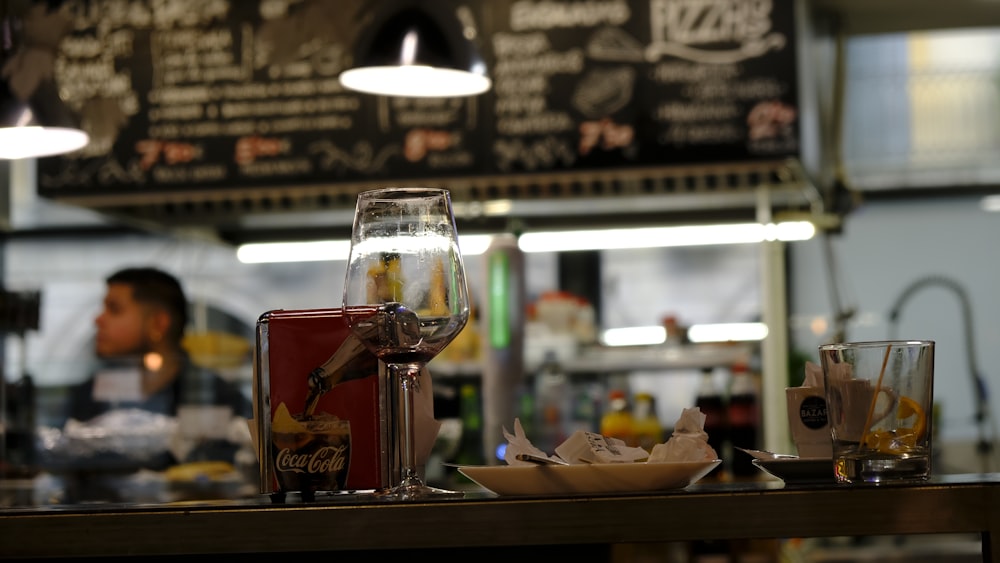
[255, 308, 389, 500]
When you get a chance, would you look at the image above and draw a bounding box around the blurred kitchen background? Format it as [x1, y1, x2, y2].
[0, 0, 998, 510]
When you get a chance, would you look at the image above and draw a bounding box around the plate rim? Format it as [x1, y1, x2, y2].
[457, 459, 722, 496]
[752, 457, 835, 482]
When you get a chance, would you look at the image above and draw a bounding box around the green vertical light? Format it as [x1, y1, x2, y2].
[488, 251, 510, 349]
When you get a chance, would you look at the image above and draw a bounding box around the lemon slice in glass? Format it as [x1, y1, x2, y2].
[863, 396, 927, 454]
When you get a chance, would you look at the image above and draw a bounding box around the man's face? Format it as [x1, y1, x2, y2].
[94, 283, 151, 358]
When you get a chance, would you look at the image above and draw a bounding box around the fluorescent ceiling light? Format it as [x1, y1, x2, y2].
[687, 322, 769, 343]
[518, 221, 815, 253]
[456, 234, 494, 256]
[236, 240, 352, 263]
[237, 234, 494, 264]
[236, 222, 815, 264]
[600, 322, 769, 347]
[601, 326, 667, 347]
[980, 195, 1000, 212]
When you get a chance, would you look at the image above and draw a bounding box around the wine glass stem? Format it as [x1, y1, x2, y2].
[389, 362, 423, 488]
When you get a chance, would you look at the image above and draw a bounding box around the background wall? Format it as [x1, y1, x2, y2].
[6, 192, 999, 472]
[2, 204, 762, 433]
[789, 194, 1000, 471]
[600, 243, 760, 426]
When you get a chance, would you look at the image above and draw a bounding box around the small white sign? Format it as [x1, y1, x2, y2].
[92, 368, 143, 403]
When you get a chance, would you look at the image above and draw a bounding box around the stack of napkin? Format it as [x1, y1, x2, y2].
[502, 406, 718, 465]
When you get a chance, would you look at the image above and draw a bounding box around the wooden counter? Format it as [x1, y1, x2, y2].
[2, 474, 998, 561]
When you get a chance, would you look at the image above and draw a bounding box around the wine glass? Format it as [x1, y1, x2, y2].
[342, 187, 470, 500]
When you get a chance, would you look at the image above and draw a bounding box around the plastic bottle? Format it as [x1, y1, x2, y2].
[728, 363, 760, 478]
[695, 368, 728, 478]
[632, 392, 663, 451]
[600, 389, 636, 446]
[534, 351, 569, 453]
[568, 381, 604, 436]
[515, 382, 536, 442]
[455, 383, 485, 466]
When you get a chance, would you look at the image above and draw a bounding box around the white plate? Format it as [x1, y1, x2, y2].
[457, 459, 721, 496]
[752, 457, 835, 483]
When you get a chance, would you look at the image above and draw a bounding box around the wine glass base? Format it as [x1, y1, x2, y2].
[373, 483, 465, 502]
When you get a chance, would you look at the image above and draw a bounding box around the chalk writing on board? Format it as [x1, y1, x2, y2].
[508, 1, 631, 31]
[585, 26, 645, 62]
[308, 140, 402, 174]
[645, 0, 787, 64]
[38, 0, 800, 200]
[572, 67, 635, 118]
[494, 137, 576, 171]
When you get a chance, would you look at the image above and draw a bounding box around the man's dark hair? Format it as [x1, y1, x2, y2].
[107, 267, 189, 345]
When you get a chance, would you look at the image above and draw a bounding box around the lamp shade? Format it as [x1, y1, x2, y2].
[0, 3, 88, 160]
[339, 3, 491, 98]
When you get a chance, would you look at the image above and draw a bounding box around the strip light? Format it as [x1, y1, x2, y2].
[236, 235, 495, 264]
[980, 195, 1000, 212]
[236, 222, 815, 264]
[687, 322, 769, 343]
[237, 240, 352, 263]
[517, 221, 815, 253]
[601, 322, 769, 347]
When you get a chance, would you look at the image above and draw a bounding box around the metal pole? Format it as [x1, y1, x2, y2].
[480, 234, 525, 465]
[757, 186, 792, 454]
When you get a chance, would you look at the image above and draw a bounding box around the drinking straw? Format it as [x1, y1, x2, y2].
[859, 344, 893, 448]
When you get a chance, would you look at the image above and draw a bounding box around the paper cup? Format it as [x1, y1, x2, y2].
[785, 387, 831, 458]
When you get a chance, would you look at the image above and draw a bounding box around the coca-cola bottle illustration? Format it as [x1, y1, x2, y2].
[272, 403, 352, 499]
[272, 331, 377, 500]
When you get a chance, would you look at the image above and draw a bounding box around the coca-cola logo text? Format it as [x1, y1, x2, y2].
[275, 445, 348, 474]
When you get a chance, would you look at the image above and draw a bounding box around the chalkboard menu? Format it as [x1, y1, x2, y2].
[38, 0, 800, 204]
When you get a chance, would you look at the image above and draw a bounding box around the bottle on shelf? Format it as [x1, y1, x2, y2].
[600, 389, 636, 447]
[568, 380, 604, 436]
[454, 382, 485, 467]
[515, 382, 536, 444]
[695, 368, 728, 478]
[534, 351, 570, 453]
[662, 314, 688, 347]
[728, 362, 761, 478]
[632, 392, 663, 451]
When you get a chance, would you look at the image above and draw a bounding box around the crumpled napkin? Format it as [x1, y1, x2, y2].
[555, 430, 649, 464]
[648, 407, 718, 462]
[804, 361, 825, 387]
[822, 359, 853, 383]
[502, 418, 560, 466]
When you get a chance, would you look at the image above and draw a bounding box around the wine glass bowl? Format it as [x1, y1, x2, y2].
[343, 187, 470, 500]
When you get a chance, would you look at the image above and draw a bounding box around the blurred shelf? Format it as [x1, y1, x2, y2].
[811, 0, 1000, 35]
[568, 343, 754, 373]
[429, 343, 753, 378]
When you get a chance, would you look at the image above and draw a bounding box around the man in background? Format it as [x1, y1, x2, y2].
[69, 267, 251, 423]
[63, 266, 253, 491]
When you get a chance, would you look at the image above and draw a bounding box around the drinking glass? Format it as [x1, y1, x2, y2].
[343, 187, 470, 500]
[819, 340, 934, 483]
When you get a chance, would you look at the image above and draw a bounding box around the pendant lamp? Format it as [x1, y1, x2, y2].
[0, 2, 88, 160]
[339, 2, 491, 98]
